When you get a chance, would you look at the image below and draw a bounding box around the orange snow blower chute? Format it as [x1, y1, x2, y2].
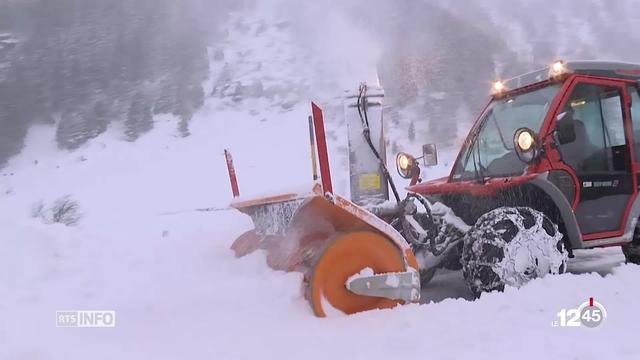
[226, 95, 420, 317]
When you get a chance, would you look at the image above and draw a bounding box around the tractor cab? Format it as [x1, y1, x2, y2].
[406, 60, 640, 250]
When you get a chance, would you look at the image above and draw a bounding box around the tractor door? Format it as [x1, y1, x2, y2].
[555, 77, 636, 236]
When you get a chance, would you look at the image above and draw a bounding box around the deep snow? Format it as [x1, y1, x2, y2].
[2, 120, 638, 360]
[1, 2, 640, 359]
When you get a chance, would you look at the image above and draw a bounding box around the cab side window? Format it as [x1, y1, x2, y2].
[629, 86, 640, 161]
[601, 92, 626, 147]
[559, 83, 627, 173]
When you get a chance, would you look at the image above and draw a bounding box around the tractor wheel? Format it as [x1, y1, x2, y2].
[461, 207, 568, 297]
[622, 224, 640, 264]
[307, 231, 406, 317]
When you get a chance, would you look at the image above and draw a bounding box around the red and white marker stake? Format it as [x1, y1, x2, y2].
[224, 149, 240, 198]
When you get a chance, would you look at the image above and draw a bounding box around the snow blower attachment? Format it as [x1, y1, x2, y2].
[226, 84, 464, 317]
[227, 86, 420, 317]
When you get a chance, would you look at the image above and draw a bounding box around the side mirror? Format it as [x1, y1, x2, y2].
[555, 112, 576, 145]
[422, 144, 438, 166]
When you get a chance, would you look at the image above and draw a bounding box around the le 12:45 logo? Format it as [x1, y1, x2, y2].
[553, 297, 607, 328]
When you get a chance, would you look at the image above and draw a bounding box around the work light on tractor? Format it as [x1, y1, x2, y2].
[396, 152, 418, 179]
[513, 127, 539, 163]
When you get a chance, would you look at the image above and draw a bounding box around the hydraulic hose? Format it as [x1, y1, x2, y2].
[356, 84, 401, 203]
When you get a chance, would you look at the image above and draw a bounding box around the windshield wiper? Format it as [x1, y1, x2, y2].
[473, 134, 486, 184]
[468, 125, 486, 184]
[490, 112, 513, 151]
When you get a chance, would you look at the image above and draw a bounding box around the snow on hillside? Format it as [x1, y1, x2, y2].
[1, 2, 639, 360]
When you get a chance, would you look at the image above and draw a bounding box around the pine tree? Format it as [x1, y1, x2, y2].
[125, 93, 154, 141]
[56, 110, 88, 150]
[90, 101, 109, 137]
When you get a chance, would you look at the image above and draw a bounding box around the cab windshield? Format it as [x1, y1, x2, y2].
[452, 84, 561, 181]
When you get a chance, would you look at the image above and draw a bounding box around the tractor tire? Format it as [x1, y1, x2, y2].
[462, 207, 568, 297]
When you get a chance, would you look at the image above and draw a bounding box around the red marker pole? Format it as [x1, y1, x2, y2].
[311, 102, 333, 194]
[224, 149, 240, 198]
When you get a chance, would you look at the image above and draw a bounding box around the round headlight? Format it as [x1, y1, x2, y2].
[396, 152, 416, 179]
[513, 128, 539, 163]
[517, 130, 534, 152]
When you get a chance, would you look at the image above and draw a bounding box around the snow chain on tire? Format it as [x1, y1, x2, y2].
[462, 207, 568, 297]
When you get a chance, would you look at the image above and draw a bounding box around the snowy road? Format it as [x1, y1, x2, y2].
[422, 247, 626, 304]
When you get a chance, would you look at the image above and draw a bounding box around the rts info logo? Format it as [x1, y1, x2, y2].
[56, 310, 116, 328]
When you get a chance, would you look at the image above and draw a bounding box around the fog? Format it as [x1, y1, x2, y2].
[1, 0, 639, 165]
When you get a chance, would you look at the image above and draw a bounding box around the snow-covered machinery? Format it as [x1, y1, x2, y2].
[226, 84, 468, 316]
[228, 59, 640, 316]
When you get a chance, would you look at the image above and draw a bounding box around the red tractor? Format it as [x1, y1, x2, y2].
[228, 60, 640, 316]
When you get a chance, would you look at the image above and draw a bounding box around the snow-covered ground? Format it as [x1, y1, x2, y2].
[2, 121, 638, 360]
[2, 2, 640, 359]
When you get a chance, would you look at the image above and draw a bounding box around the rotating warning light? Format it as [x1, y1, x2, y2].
[550, 60, 566, 77]
[492, 80, 506, 94]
